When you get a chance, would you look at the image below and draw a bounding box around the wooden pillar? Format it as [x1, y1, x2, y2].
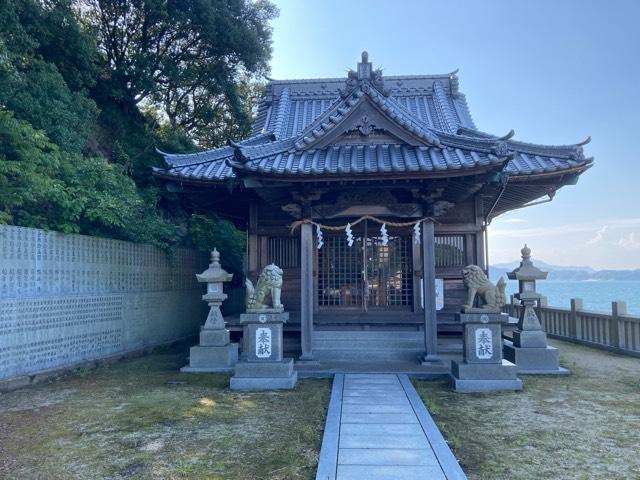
[299, 222, 315, 361]
[247, 200, 258, 277]
[421, 219, 439, 362]
[570, 298, 583, 340]
[611, 301, 625, 349]
[476, 226, 487, 271]
[412, 239, 422, 313]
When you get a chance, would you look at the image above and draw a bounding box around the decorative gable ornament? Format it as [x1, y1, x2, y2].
[357, 114, 375, 136]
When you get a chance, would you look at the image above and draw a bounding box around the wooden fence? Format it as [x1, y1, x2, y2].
[503, 297, 640, 357]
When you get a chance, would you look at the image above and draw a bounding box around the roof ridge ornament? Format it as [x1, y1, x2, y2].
[358, 51, 372, 80]
[344, 51, 386, 96]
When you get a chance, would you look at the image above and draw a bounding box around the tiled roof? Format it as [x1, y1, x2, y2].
[235, 144, 505, 177]
[253, 73, 471, 138]
[155, 52, 593, 183]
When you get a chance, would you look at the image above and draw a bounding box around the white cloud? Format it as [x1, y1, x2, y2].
[489, 217, 640, 269]
[490, 217, 640, 239]
[586, 225, 608, 245]
[618, 232, 640, 250]
[500, 218, 527, 224]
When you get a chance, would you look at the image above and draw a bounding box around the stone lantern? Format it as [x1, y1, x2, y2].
[508, 244, 547, 333]
[181, 248, 238, 372]
[504, 245, 568, 374]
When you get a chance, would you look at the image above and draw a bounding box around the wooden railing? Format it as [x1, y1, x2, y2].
[503, 297, 640, 357]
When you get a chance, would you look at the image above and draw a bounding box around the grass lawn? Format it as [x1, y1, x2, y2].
[414, 339, 640, 480]
[0, 344, 330, 480]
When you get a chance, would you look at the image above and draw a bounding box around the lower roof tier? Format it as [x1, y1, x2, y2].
[155, 141, 592, 182]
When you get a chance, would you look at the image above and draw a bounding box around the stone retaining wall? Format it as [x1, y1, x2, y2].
[0, 225, 208, 382]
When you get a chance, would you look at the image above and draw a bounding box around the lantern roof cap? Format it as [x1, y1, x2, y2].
[196, 248, 233, 283]
[507, 244, 548, 281]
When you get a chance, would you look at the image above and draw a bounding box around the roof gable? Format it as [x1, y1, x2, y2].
[286, 82, 442, 151]
[155, 52, 592, 190]
[253, 57, 469, 138]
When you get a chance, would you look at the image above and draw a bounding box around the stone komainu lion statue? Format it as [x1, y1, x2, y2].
[462, 265, 506, 312]
[245, 264, 284, 311]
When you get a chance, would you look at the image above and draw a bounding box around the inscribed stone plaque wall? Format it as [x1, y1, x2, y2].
[0, 225, 208, 381]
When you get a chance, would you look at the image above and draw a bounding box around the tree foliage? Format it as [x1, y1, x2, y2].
[188, 214, 246, 285]
[0, 109, 179, 244]
[0, 0, 275, 253]
[80, 0, 277, 147]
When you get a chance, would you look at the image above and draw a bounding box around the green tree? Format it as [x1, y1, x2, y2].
[0, 0, 273, 254]
[80, 0, 277, 148]
[188, 214, 245, 285]
[0, 109, 179, 245]
[0, 0, 98, 153]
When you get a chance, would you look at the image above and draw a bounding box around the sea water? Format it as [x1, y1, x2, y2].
[502, 280, 640, 316]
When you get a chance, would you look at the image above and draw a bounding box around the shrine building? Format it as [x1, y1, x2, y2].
[154, 52, 592, 364]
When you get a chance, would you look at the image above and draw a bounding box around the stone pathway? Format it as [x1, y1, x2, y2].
[316, 374, 466, 480]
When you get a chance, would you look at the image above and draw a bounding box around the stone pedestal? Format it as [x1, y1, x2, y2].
[230, 312, 298, 390]
[181, 305, 238, 373]
[181, 330, 238, 372]
[450, 313, 522, 392]
[503, 303, 569, 374]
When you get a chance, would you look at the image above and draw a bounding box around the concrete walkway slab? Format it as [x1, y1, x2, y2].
[338, 448, 438, 466]
[336, 465, 447, 480]
[316, 373, 467, 480]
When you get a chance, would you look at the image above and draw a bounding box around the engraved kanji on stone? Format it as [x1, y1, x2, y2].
[256, 327, 272, 358]
[475, 328, 493, 359]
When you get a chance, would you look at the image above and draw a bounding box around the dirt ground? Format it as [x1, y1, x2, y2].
[414, 339, 640, 480]
[0, 345, 330, 480]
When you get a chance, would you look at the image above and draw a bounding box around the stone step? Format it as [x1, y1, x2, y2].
[299, 329, 463, 361]
[313, 331, 423, 348]
[312, 348, 424, 362]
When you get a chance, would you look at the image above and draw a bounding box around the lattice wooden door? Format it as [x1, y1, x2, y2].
[317, 230, 413, 311]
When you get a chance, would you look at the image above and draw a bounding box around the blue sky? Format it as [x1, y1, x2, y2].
[268, 0, 640, 269]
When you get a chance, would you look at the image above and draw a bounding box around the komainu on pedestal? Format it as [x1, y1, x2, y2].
[231, 263, 297, 390]
[461, 265, 506, 313]
[245, 264, 284, 313]
[451, 264, 522, 393]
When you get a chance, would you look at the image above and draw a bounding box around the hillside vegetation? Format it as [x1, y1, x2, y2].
[0, 0, 277, 277]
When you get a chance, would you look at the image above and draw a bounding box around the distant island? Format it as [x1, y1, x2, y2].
[490, 260, 640, 282]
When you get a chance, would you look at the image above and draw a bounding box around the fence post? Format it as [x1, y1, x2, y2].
[611, 301, 626, 349]
[570, 298, 583, 340]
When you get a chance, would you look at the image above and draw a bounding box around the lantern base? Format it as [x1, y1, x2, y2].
[199, 328, 230, 346]
[181, 343, 238, 372]
[503, 341, 569, 374]
[513, 329, 547, 348]
[450, 360, 523, 392]
[230, 358, 298, 390]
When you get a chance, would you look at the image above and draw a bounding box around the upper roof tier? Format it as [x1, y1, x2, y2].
[155, 52, 592, 184]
